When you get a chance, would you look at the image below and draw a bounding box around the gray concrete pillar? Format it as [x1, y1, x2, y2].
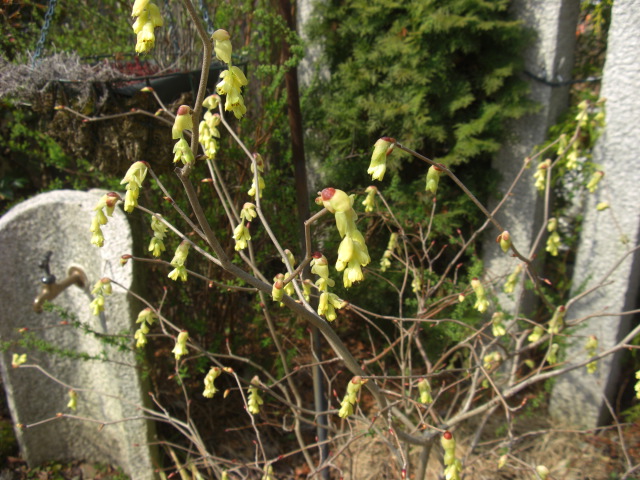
[483, 0, 580, 308]
[549, 0, 640, 428]
[0, 190, 157, 479]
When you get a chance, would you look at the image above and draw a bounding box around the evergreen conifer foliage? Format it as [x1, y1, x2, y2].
[309, 0, 534, 169]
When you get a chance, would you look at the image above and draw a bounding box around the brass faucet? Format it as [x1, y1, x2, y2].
[33, 252, 87, 313]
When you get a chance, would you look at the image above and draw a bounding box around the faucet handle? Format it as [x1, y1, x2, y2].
[38, 251, 56, 284]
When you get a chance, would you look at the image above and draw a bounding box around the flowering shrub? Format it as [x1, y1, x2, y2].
[12, 1, 639, 479]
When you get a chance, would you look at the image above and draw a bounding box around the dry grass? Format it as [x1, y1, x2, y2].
[332, 414, 639, 480]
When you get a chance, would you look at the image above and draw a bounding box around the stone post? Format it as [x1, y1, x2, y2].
[0, 190, 157, 479]
[483, 0, 580, 307]
[549, 0, 640, 428]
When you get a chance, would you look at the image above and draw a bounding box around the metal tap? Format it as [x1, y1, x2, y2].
[33, 251, 87, 313]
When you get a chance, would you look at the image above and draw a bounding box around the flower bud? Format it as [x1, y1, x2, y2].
[536, 465, 549, 480]
[172, 105, 193, 139]
[321, 188, 352, 214]
[67, 389, 78, 411]
[586, 171, 604, 193]
[272, 280, 284, 302]
[367, 137, 395, 181]
[11, 353, 27, 368]
[417, 378, 432, 404]
[203, 367, 222, 398]
[496, 231, 511, 253]
[212, 29, 232, 64]
[172, 331, 189, 360]
[202, 94, 220, 110]
[425, 165, 443, 195]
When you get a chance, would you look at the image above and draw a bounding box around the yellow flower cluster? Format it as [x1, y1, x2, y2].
[172, 331, 189, 360]
[367, 137, 395, 181]
[90, 192, 120, 247]
[168, 240, 190, 282]
[310, 252, 346, 321]
[546, 217, 561, 257]
[199, 95, 221, 159]
[247, 376, 264, 415]
[417, 378, 432, 404]
[234, 202, 257, 251]
[121, 161, 149, 212]
[131, 0, 163, 54]
[248, 154, 266, 198]
[134, 307, 157, 349]
[441, 431, 462, 480]
[338, 376, 366, 418]
[320, 188, 371, 288]
[203, 367, 222, 398]
[89, 278, 112, 316]
[148, 214, 167, 257]
[471, 278, 489, 313]
[380, 232, 398, 272]
[213, 29, 248, 119]
[172, 106, 195, 165]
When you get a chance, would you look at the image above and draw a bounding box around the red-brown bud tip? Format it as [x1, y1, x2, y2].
[443, 431, 453, 440]
[558, 305, 566, 312]
[312, 251, 323, 259]
[380, 136, 396, 143]
[177, 105, 191, 116]
[274, 281, 283, 289]
[321, 188, 335, 201]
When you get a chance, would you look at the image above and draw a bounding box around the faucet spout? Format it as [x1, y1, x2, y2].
[33, 266, 87, 313]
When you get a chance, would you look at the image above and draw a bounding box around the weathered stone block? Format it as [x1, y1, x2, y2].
[0, 190, 156, 479]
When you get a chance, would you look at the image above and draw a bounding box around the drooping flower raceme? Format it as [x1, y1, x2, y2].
[441, 431, 462, 480]
[367, 137, 395, 181]
[586, 171, 604, 193]
[131, 1, 163, 54]
[11, 353, 27, 368]
[172, 331, 189, 360]
[89, 277, 112, 316]
[491, 312, 506, 337]
[67, 389, 78, 412]
[90, 192, 120, 247]
[361, 186, 377, 213]
[248, 154, 265, 198]
[247, 376, 264, 414]
[199, 108, 221, 159]
[417, 378, 433, 404]
[168, 240, 190, 282]
[548, 305, 566, 335]
[503, 264, 522, 294]
[546, 217, 561, 257]
[320, 188, 371, 288]
[534, 159, 551, 191]
[172, 105, 195, 165]
[213, 29, 249, 119]
[425, 165, 443, 195]
[380, 232, 398, 272]
[338, 376, 366, 418]
[317, 291, 346, 322]
[203, 367, 222, 398]
[471, 278, 490, 313]
[134, 307, 157, 349]
[585, 335, 598, 374]
[148, 214, 168, 257]
[310, 252, 345, 321]
[234, 203, 257, 251]
[121, 161, 148, 212]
